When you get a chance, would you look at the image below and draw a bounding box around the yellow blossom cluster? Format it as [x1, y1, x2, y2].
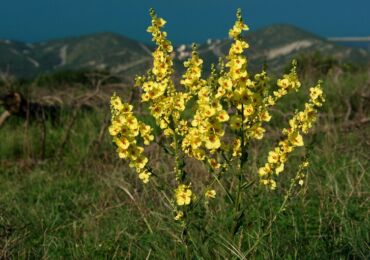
[146, 9, 173, 81]
[216, 9, 249, 101]
[258, 82, 325, 189]
[229, 9, 249, 39]
[180, 45, 206, 95]
[137, 9, 191, 136]
[182, 82, 230, 160]
[296, 160, 309, 186]
[216, 9, 273, 154]
[109, 94, 154, 183]
[109, 9, 325, 220]
[267, 60, 302, 106]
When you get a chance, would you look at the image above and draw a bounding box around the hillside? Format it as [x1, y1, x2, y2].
[178, 24, 370, 73]
[0, 25, 369, 79]
[0, 33, 153, 79]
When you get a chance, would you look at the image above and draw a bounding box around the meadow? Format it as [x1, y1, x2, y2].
[0, 64, 369, 259]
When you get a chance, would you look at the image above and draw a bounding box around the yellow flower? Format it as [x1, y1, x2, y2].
[260, 179, 277, 190]
[218, 77, 233, 91]
[121, 103, 133, 113]
[111, 94, 124, 111]
[217, 110, 230, 122]
[138, 170, 151, 183]
[202, 105, 216, 118]
[235, 88, 252, 104]
[275, 163, 284, 175]
[205, 189, 216, 199]
[192, 149, 206, 161]
[175, 184, 192, 206]
[133, 156, 148, 169]
[243, 103, 254, 117]
[290, 132, 304, 147]
[309, 86, 325, 107]
[117, 148, 129, 159]
[230, 115, 242, 130]
[277, 78, 290, 89]
[258, 163, 272, 177]
[109, 123, 121, 136]
[154, 17, 166, 27]
[125, 116, 139, 131]
[266, 96, 275, 106]
[216, 87, 227, 98]
[208, 158, 221, 169]
[310, 86, 323, 100]
[230, 40, 249, 54]
[232, 138, 241, 157]
[270, 180, 277, 190]
[267, 151, 279, 164]
[273, 89, 288, 98]
[205, 134, 221, 150]
[232, 57, 247, 69]
[279, 140, 293, 153]
[114, 136, 130, 150]
[260, 110, 271, 122]
[250, 126, 265, 140]
[190, 135, 202, 150]
[163, 128, 174, 137]
[174, 211, 184, 220]
[230, 67, 247, 81]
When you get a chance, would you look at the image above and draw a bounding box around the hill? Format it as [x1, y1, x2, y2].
[0, 33, 153, 79]
[0, 25, 369, 79]
[178, 24, 370, 73]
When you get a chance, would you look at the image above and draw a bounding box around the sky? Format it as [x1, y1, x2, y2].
[0, 0, 369, 44]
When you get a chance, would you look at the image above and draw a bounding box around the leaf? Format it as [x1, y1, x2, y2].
[241, 180, 255, 191]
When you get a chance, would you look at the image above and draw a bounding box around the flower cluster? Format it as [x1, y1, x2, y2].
[217, 10, 273, 157]
[137, 9, 190, 137]
[109, 94, 154, 183]
[182, 82, 230, 160]
[109, 9, 325, 222]
[217, 9, 249, 101]
[258, 82, 325, 189]
[180, 45, 206, 95]
[229, 9, 249, 39]
[268, 60, 301, 105]
[146, 9, 173, 81]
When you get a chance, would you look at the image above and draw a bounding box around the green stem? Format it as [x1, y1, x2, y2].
[213, 173, 234, 204]
[169, 116, 192, 257]
[231, 103, 247, 237]
[170, 116, 184, 182]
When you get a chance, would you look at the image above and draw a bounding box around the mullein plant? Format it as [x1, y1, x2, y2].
[109, 8, 325, 243]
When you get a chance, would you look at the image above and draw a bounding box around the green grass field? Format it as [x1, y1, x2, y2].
[0, 70, 369, 259]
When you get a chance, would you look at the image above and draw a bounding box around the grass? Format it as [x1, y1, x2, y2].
[0, 70, 369, 259]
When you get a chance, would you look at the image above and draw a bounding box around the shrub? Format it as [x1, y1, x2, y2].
[109, 8, 325, 254]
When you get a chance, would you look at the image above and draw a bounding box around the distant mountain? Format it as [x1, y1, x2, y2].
[176, 24, 370, 73]
[0, 32, 153, 78]
[0, 25, 369, 79]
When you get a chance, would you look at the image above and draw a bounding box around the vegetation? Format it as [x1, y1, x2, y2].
[1, 68, 369, 258]
[107, 8, 328, 257]
[1, 10, 369, 260]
